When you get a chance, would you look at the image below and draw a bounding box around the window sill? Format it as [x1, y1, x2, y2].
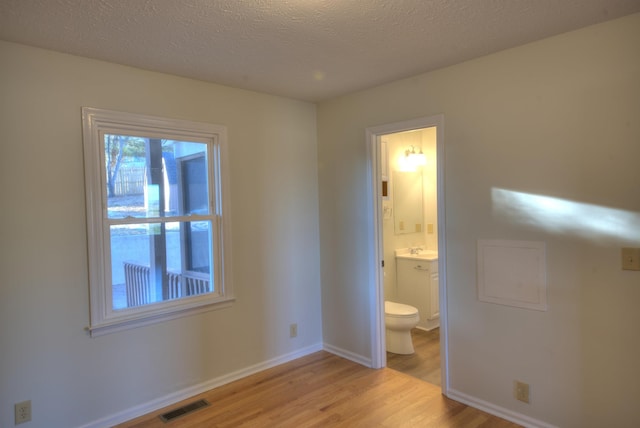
[87, 296, 235, 337]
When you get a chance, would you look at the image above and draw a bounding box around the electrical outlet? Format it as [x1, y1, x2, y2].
[621, 248, 640, 271]
[15, 400, 31, 424]
[514, 381, 530, 403]
[289, 323, 298, 338]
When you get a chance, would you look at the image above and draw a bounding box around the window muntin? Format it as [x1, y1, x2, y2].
[83, 108, 232, 335]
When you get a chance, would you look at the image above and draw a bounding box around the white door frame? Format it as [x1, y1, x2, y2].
[365, 115, 449, 394]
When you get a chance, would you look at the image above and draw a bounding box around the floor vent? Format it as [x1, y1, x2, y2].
[159, 399, 210, 423]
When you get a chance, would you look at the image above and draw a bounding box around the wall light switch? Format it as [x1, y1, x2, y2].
[427, 224, 434, 234]
[383, 203, 392, 220]
[15, 400, 31, 424]
[514, 381, 530, 403]
[621, 248, 640, 271]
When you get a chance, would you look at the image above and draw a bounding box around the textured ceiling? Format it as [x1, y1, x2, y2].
[1, 1, 639, 101]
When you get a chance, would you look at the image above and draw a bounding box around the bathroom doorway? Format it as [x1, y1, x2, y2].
[365, 115, 448, 393]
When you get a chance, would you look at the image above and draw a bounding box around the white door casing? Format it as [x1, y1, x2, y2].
[365, 115, 449, 394]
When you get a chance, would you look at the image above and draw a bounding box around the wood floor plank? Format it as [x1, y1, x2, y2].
[116, 351, 520, 428]
[387, 328, 441, 386]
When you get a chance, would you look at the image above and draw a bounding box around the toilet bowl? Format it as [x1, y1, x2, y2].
[385, 301, 420, 354]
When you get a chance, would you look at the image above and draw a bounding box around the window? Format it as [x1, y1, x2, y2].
[82, 108, 233, 336]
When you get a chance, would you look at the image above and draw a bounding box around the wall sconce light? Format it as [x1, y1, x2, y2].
[405, 146, 426, 167]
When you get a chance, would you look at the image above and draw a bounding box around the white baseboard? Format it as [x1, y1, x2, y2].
[415, 324, 439, 332]
[78, 343, 324, 428]
[78, 344, 555, 428]
[446, 388, 557, 428]
[322, 342, 373, 367]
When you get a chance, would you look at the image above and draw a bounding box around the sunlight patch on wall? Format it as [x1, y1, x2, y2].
[492, 188, 640, 244]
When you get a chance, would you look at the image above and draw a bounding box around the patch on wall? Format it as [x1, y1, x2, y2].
[477, 239, 547, 311]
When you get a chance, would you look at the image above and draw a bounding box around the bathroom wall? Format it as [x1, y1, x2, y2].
[382, 129, 437, 301]
[382, 128, 438, 300]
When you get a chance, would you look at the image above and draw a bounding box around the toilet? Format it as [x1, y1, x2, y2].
[385, 301, 420, 354]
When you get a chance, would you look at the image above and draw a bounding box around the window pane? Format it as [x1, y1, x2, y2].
[105, 135, 209, 219]
[110, 221, 214, 310]
[181, 155, 208, 214]
[184, 221, 212, 273]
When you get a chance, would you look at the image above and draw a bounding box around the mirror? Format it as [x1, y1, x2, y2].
[393, 171, 423, 234]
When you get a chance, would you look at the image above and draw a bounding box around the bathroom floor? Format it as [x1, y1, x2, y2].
[387, 327, 441, 386]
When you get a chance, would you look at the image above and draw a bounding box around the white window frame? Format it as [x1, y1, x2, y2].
[82, 107, 234, 336]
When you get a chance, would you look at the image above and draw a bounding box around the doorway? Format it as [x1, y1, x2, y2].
[365, 115, 448, 394]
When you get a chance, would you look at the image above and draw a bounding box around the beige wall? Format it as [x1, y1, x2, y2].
[0, 41, 322, 427]
[318, 13, 640, 428]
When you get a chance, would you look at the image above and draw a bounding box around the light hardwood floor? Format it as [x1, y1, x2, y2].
[387, 328, 441, 386]
[117, 351, 520, 427]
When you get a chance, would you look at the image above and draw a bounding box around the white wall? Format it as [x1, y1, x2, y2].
[318, 13, 640, 428]
[0, 41, 322, 427]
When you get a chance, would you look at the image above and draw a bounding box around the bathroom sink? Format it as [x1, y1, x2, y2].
[395, 248, 438, 261]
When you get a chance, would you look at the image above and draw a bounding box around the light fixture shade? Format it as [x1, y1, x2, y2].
[412, 152, 426, 166]
[402, 146, 426, 170]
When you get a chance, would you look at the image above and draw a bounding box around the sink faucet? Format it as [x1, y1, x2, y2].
[409, 247, 423, 254]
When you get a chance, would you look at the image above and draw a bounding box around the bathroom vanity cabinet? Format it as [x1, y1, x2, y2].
[396, 257, 439, 331]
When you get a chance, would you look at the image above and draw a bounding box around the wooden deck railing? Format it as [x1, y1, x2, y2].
[123, 262, 210, 307]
